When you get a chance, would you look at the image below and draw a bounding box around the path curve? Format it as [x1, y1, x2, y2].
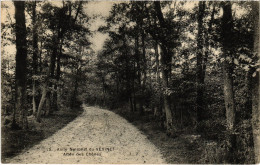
[5, 104, 166, 164]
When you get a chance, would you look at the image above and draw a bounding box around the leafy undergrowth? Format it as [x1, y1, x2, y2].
[134, 121, 204, 163]
[111, 107, 255, 164]
[1, 107, 83, 163]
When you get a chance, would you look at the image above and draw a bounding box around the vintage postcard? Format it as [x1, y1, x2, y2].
[1, 1, 259, 164]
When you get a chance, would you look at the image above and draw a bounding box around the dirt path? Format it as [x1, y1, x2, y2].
[5, 105, 166, 164]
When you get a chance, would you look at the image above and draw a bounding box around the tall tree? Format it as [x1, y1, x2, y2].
[14, 1, 28, 129]
[196, 1, 206, 124]
[140, 3, 147, 115]
[154, 1, 174, 134]
[221, 2, 237, 163]
[221, 1, 236, 132]
[251, 1, 260, 163]
[32, 1, 38, 116]
[197, 2, 216, 127]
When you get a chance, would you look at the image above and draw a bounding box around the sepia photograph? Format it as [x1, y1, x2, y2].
[1, 0, 260, 164]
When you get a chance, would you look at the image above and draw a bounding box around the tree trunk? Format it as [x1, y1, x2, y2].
[196, 1, 206, 124]
[160, 45, 173, 133]
[39, 41, 43, 73]
[140, 29, 146, 115]
[53, 41, 63, 111]
[154, 1, 174, 134]
[135, 35, 141, 87]
[245, 68, 254, 119]
[132, 56, 137, 112]
[222, 1, 236, 132]
[129, 96, 134, 112]
[14, 1, 28, 129]
[45, 93, 51, 116]
[251, 1, 260, 163]
[36, 82, 47, 122]
[154, 38, 160, 83]
[36, 34, 58, 121]
[71, 67, 80, 109]
[32, 1, 38, 116]
[45, 35, 59, 115]
[132, 84, 137, 112]
[221, 2, 237, 163]
[32, 86, 37, 115]
[154, 41, 162, 117]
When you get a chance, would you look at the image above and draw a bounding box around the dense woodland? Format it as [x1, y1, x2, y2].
[1, 1, 260, 164]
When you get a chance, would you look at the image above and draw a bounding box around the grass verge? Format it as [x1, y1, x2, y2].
[111, 109, 204, 164]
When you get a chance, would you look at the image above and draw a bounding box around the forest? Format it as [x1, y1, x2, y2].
[1, 1, 260, 164]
